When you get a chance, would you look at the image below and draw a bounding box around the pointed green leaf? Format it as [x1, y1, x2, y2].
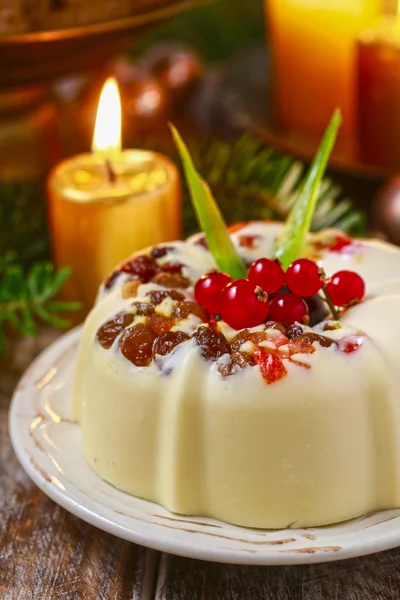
[170, 124, 247, 279]
[275, 110, 342, 269]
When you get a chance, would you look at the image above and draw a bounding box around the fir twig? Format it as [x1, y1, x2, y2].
[0, 183, 82, 353]
[182, 134, 365, 238]
[0, 262, 80, 355]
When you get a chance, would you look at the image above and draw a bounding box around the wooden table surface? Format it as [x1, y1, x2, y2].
[2, 330, 400, 599]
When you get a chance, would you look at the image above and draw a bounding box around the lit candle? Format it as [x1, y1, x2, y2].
[266, 0, 380, 151]
[357, 10, 400, 167]
[47, 78, 181, 318]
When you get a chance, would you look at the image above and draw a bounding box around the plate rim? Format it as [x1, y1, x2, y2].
[8, 327, 400, 565]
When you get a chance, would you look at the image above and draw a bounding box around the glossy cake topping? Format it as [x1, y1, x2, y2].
[93, 224, 366, 386]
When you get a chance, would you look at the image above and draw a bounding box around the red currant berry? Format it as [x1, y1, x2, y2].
[325, 270, 365, 306]
[269, 293, 309, 324]
[285, 258, 323, 297]
[248, 258, 285, 294]
[219, 279, 270, 330]
[194, 272, 232, 314]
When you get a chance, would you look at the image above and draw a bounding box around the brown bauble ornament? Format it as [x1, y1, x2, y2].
[123, 77, 170, 132]
[113, 57, 142, 85]
[143, 43, 203, 98]
[372, 176, 400, 246]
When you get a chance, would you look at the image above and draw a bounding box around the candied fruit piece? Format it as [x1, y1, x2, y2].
[121, 280, 140, 299]
[152, 272, 191, 289]
[96, 312, 134, 349]
[172, 301, 209, 322]
[251, 330, 289, 349]
[121, 255, 156, 282]
[264, 321, 287, 335]
[147, 313, 174, 335]
[238, 234, 261, 249]
[314, 233, 352, 253]
[231, 326, 290, 353]
[228, 221, 249, 233]
[253, 347, 287, 385]
[290, 357, 311, 369]
[288, 338, 316, 355]
[231, 330, 274, 351]
[119, 323, 157, 366]
[338, 335, 364, 353]
[152, 331, 190, 358]
[132, 302, 155, 316]
[248, 331, 269, 345]
[323, 322, 342, 332]
[146, 289, 185, 304]
[329, 234, 352, 252]
[195, 326, 231, 360]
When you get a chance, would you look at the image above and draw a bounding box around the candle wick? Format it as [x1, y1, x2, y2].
[105, 158, 117, 184]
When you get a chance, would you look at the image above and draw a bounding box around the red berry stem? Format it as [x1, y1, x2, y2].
[320, 284, 341, 321]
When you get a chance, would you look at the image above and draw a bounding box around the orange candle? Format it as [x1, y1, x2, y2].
[266, 0, 381, 151]
[47, 78, 181, 317]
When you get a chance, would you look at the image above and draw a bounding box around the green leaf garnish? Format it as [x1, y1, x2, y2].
[275, 110, 342, 269]
[170, 124, 247, 280]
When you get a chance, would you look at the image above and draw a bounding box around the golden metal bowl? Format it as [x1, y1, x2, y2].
[0, 0, 209, 86]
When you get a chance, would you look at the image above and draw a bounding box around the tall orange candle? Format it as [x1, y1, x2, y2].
[47, 78, 181, 318]
[266, 0, 381, 151]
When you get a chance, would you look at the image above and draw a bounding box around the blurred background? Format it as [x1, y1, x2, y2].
[2, 0, 400, 345]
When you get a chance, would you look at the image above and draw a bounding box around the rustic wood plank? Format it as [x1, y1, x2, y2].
[155, 550, 400, 600]
[0, 407, 160, 600]
[0, 327, 61, 410]
[0, 329, 159, 600]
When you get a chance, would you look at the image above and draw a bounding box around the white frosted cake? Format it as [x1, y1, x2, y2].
[73, 221, 400, 528]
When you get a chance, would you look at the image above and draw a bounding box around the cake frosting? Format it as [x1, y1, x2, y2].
[73, 221, 400, 528]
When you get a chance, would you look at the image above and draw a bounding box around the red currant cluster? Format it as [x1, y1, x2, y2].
[194, 258, 365, 330]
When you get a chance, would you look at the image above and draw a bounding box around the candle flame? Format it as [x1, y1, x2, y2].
[92, 77, 122, 154]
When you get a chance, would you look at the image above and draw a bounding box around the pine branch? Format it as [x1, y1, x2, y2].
[0, 183, 80, 354]
[182, 135, 365, 237]
[0, 262, 81, 354]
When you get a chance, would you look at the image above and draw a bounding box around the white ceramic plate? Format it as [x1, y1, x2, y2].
[9, 327, 400, 565]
